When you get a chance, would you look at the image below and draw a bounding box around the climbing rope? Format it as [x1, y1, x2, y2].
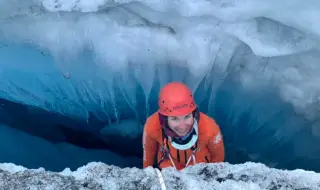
[155, 168, 167, 190]
[155, 148, 197, 190]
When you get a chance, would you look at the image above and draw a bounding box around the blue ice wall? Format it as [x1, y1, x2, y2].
[1, 41, 320, 172]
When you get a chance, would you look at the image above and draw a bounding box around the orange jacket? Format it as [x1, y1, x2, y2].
[142, 112, 225, 170]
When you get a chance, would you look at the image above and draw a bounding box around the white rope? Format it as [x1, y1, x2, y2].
[155, 168, 167, 190]
[168, 154, 177, 170]
[185, 154, 196, 167]
[155, 151, 197, 190]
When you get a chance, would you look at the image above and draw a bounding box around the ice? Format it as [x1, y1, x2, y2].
[0, 161, 320, 189]
[0, 0, 320, 175]
[0, 124, 140, 171]
[100, 118, 142, 139]
[0, 0, 319, 119]
[99, 118, 143, 155]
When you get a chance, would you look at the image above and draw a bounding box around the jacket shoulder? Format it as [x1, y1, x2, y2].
[144, 112, 162, 139]
[198, 112, 221, 138]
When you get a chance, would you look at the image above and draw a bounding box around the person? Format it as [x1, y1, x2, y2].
[142, 82, 225, 170]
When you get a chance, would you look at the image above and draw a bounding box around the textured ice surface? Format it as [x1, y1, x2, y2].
[0, 162, 319, 190]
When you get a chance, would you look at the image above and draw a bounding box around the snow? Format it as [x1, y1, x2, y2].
[0, 0, 319, 188]
[0, 161, 319, 190]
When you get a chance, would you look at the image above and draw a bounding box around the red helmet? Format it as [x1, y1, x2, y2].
[158, 82, 197, 116]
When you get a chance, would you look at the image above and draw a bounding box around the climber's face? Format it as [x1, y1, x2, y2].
[167, 112, 194, 137]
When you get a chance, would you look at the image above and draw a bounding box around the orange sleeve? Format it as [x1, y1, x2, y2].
[207, 122, 225, 163]
[142, 122, 158, 168]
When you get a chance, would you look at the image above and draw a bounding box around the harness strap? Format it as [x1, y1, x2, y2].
[158, 132, 177, 170]
[158, 129, 200, 169]
[185, 147, 198, 167]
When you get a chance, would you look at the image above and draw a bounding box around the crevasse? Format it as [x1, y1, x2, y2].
[0, 0, 320, 172]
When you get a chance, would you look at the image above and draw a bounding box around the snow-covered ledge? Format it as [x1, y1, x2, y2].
[0, 162, 319, 190]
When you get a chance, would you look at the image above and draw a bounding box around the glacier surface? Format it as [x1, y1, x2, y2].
[0, 0, 320, 176]
[0, 161, 320, 190]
